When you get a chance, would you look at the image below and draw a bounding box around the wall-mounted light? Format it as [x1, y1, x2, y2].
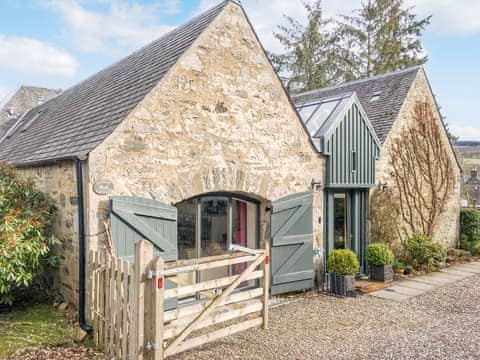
[311, 179, 322, 192]
[380, 182, 388, 193]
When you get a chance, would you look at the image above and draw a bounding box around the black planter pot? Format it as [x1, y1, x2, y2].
[403, 268, 412, 276]
[330, 273, 355, 297]
[370, 264, 394, 282]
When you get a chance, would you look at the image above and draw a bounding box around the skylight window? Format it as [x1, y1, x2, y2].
[298, 104, 319, 122]
[21, 110, 45, 132]
[305, 99, 340, 136]
[370, 91, 382, 102]
[0, 110, 29, 143]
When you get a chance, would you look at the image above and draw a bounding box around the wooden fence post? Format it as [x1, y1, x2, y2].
[263, 241, 270, 330]
[133, 240, 154, 360]
[150, 256, 164, 360]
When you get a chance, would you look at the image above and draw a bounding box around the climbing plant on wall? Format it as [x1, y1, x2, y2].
[369, 184, 401, 245]
[388, 102, 455, 239]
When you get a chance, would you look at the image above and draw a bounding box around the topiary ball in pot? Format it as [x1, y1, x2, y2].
[327, 249, 359, 297]
[366, 243, 394, 282]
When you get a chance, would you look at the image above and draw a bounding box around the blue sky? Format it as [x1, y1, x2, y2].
[0, 0, 478, 140]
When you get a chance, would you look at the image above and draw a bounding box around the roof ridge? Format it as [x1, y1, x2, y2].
[293, 66, 422, 98]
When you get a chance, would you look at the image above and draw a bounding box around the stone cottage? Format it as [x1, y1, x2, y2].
[0, 0, 326, 323]
[293, 67, 462, 255]
[0, 0, 461, 325]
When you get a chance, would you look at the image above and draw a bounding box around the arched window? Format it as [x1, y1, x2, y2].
[176, 194, 260, 293]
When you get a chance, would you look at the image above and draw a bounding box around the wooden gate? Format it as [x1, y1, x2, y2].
[270, 192, 314, 295]
[90, 240, 269, 359]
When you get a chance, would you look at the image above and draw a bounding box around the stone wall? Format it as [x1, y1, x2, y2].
[86, 2, 326, 252]
[16, 162, 79, 303]
[375, 69, 461, 247]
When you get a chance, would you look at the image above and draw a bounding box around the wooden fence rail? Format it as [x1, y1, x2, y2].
[89, 241, 270, 359]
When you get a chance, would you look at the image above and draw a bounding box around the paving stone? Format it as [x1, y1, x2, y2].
[386, 285, 425, 296]
[440, 269, 473, 277]
[395, 280, 435, 291]
[369, 289, 411, 301]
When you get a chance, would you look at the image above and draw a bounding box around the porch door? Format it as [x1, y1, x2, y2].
[325, 190, 368, 274]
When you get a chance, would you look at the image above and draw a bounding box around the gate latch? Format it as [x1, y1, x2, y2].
[147, 269, 160, 279]
[145, 341, 159, 351]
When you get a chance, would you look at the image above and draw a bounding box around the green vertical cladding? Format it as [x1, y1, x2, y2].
[326, 104, 380, 187]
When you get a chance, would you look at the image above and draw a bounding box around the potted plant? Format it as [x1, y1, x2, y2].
[366, 243, 394, 282]
[327, 249, 359, 297]
[403, 265, 413, 276]
[393, 260, 406, 274]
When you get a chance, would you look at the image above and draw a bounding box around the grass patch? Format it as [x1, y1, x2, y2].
[0, 304, 75, 358]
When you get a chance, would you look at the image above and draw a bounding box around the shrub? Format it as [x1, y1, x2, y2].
[393, 260, 406, 271]
[460, 209, 480, 254]
[366, 243, 394, 266]
[399, 233, 445, 270]
[327, 249, 359, 275]
[0, 164, 59, 305]
[472, 241, 480, 256]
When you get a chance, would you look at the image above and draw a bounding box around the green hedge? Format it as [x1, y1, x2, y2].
[460, 209, 480, 255]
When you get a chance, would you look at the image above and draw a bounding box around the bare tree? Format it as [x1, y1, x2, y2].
[388, 101, 455, 238]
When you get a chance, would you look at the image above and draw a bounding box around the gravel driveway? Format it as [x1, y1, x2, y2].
[174, 274, 480, 360]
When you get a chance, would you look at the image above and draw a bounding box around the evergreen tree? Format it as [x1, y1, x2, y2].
[270, 1, 340, 93]
[336, 0, 431, 79]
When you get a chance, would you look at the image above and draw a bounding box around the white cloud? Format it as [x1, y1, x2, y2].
[405, 0, 480, 36]
[47, 0, 175, 53]
[159, 0, 181, 15]
[450, 125, 480, 141]
[0, 34, 78, 76]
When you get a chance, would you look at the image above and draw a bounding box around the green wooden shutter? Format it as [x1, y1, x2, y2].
[270, 192, 314, 295]
[110, 196, 178, 310]
[110, 196, 178, 262]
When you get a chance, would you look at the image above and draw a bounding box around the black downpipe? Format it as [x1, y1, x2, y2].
[76, 159, 93, 333]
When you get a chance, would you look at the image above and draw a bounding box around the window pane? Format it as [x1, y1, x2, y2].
[200, 198, 229, 284]
[177, 199, 197, 301]
[298, 104, 319, 122]
[232, 199, 258, 288]
[200, 198, 229, 256]
[177, 199, 197, 260]
[334, 194, 347, 249]
[305, 100, 339, 136]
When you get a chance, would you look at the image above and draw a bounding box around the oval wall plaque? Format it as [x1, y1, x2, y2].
[93, 180, 114, 195]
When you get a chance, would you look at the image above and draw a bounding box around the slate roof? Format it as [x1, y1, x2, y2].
[292, 66, 422, 144]
[0, 1, 229, 166]
[0, 86, 60, 139]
